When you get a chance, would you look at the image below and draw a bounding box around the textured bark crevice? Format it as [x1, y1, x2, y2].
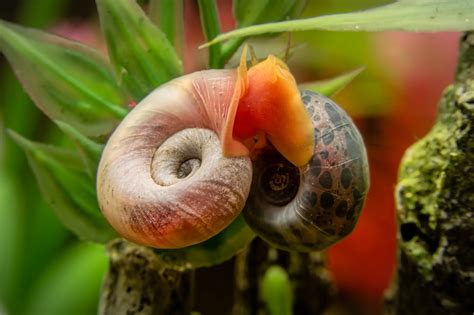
[99, 240, 194, 315]
[386, 31, 474, 315]
[232, 238, 333, 315]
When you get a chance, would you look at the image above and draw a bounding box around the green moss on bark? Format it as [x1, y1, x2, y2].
[387, 32, 474, 315]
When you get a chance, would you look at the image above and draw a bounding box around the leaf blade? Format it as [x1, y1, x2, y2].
[97, 0, 183, 101]
[8, 131, 116, 243]
[203, 0, 474, 47]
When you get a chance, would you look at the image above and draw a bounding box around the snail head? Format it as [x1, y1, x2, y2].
[222, 46, 315, 167]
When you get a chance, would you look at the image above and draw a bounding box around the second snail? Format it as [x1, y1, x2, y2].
[97, 47, 370, 252]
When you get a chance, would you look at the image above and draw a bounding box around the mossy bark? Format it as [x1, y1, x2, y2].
[232, 238, 333, 315]
[386, 32, 474, 315]
[99, 240, 194, 315]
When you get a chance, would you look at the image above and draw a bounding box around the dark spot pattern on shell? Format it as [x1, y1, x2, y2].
[324, 102, 342, 125]
[243, 90, 369, 252]
[341, 168, 352, 189]
[314, 214, 332, 228]
[302, 95, 312, 103]
[336, 201, 348, 217]
[320, 192, 334, 209]
[314, 128, 321, 145]
[346, 206, 356, 220]
[353, 189, 362, 201]
[319, 171, 333, 189]
[310, 157, 321, 177]
[322, 129, 335, 145]
[288, 223, 304, 238]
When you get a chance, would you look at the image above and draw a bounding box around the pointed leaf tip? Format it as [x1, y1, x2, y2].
[55, 120, 103, 178]
[299, 66, 366, 97]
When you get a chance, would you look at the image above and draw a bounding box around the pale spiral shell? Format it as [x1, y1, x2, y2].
[97, 70, 252, 249]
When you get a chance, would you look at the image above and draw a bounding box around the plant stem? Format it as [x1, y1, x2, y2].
[197, 0, 223, 69]
[232, 238, 333, 315]
[99, 240, 194, 315]
[386, 31, 474, 315]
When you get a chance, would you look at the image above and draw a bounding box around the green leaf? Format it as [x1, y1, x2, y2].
[0, 170, 25, 312]
[261, 265, 293, 315]
[234, 0, 306, 27]
[149, 0, 184, 59]
[55, 120, 103, 179]
[8, 131, 116, 243]
[97, 0, 183, 101]
[299, 66, 365, 97]
[156, 215, 255, 268]
[23, 243, 108, 315]
[0, 20, 128, 138]
[204, 0, 474, 47]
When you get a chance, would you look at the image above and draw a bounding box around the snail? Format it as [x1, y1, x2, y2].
[97, 47, 369, 251]
[96, 47, 315, 249]
[243, 90, 370, 251]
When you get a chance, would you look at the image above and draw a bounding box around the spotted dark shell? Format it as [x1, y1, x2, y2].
[243, 90, 369, 252]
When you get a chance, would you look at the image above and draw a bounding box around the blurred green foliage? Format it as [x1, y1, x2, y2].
[0, 1, 107, 314]
[261, 265, 293, 315]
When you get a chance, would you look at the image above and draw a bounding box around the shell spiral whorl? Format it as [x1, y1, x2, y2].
[97, 70, 252, 249]
[243, 90, 370, 251]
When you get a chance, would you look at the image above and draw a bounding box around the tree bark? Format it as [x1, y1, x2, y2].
[386, 32, 474, 315]
[232, 238, 333, 315]
[99, 240, 194, 315]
